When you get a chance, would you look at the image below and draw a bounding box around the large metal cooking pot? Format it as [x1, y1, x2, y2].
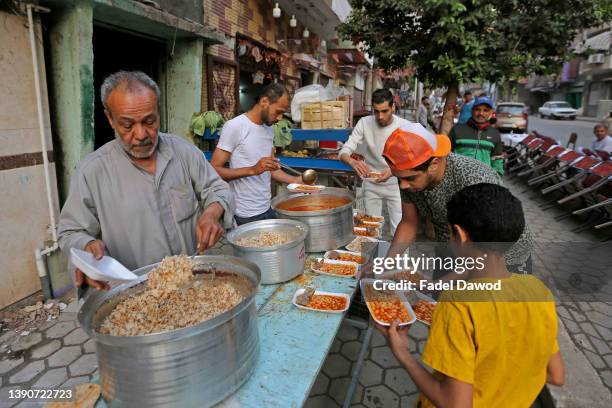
[272, 187, 354, 252]
[78, 255, 260, 408]
[227, 219, 308, 284]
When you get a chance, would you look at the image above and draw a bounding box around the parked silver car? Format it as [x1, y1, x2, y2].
[496, 102, 528, 132]
[538, 101, 577, 120]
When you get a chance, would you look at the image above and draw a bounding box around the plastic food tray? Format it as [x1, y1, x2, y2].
[287, 183, 326, 194]
[344, 236, 380, 254]
[359, 278, 416, 326]
[291, 289, 351, 314]
[353, 226, 381, 239]
[405, 291, 437, 326]
[323, 249, 369, 265]
[311, 258, 358, 278]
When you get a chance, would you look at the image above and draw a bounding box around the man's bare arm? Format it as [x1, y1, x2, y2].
[210, 148, 278, 181]
[386, 201, 419, 259]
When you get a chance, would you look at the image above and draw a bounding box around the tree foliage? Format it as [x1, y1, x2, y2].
[339, 0, 612, 87]
[339, 0, 611, 132]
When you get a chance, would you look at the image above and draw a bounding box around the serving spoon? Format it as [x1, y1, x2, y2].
[279, 162, 318, 185]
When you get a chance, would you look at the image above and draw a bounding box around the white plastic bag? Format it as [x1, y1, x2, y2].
[290, 84, 333, 122]
[325, 82, 351, 100]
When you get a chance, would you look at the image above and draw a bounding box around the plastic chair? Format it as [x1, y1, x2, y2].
[566, 132, 578, 149]
[518, 145, 565, 177]
[557, 161, 612, 204]
[528, 149, 584, 186]
[541, 156, 602, 196]
[507, 138, 546, 173]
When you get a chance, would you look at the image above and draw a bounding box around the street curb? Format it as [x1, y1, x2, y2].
[547, 318, 612, 408]
[576, 116, 603, 123]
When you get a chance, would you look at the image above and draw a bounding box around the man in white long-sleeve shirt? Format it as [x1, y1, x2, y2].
[339, 89, 410, 234]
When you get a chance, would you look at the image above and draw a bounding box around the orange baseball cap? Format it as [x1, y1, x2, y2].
[383, 123, 451, 171]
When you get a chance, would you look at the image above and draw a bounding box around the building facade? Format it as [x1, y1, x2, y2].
[0, 0, 374, 308]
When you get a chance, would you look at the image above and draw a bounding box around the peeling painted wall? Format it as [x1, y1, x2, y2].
[0, 10, 60, 308]
[166, 39, 204, 140]
[47, 3, 95, 200]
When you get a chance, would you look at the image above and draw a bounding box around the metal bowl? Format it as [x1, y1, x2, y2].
[272, 187, 355, 252]
[78, 255, 260, 408]
[227, 219, 308, 284]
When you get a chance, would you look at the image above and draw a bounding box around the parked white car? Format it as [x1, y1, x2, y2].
[538, 101, 577, 120]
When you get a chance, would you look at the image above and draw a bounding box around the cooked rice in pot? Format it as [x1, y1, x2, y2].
[99, 255, 251, 336]
[235, 230, 299, 248]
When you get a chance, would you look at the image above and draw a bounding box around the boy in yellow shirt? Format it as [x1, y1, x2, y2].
[377, 183, 565, 407]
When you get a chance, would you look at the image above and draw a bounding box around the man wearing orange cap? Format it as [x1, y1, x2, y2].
[381, 123, 534, 275]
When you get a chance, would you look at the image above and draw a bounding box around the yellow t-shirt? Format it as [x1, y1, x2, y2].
[418, 274, 559, 408]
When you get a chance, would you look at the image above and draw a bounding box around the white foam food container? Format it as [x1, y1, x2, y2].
[363, 171, 383, 181]
[353, 226, 381, 239]
[70, 248, 138, 282]
[310, 258, 358, 278]
[405, 290, 437, 326]
[291, 289, 351, 313]
[345, 236, 380, 253]
[353, 210, 385, 223]
[287, 183, 326, 194]
[359, 278, 417, 327]
[323, 249, 369, 265]
[357, 220, 385, 230]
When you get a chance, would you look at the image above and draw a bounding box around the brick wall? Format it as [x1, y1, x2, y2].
[202, 0, 318, 112]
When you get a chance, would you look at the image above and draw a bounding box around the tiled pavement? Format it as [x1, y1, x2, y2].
[1, 176, 611, 407]
[0, 302, 97, 408]
[505, 176, 612, 396]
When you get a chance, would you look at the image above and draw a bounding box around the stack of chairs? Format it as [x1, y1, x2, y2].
[503, 131, 612, 238]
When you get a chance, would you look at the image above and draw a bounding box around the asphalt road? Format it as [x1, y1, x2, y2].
[526, 115, 598, 149]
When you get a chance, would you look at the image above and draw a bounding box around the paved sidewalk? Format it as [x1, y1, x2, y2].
[0, 302, 96, 408]
[505, 176, 612, 406]
[1, 176, 611, 407]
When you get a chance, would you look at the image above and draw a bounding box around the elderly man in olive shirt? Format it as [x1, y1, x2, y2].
[58, 71, 234, 292]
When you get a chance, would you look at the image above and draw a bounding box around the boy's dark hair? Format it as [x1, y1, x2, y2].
[447, 183, 525, 253]
[421, 96, 429, 103]
[372, 89, 394, 107]
[257, 83, 287, 103]
[463, 91, 472, 97]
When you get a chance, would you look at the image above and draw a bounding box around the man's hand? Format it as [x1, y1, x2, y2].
[375, 168, 393, 183]
[252, 157, 280, 175]
[195, 203, 225, 252]
[349, 158, 370, 178]
[75, 240, 110, 291]
[376, 320, 412, 361]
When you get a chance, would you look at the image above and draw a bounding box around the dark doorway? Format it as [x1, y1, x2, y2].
[300, 70, 315, 87]
[92, 25, 166, 149]
[239, 70, 272, 114]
